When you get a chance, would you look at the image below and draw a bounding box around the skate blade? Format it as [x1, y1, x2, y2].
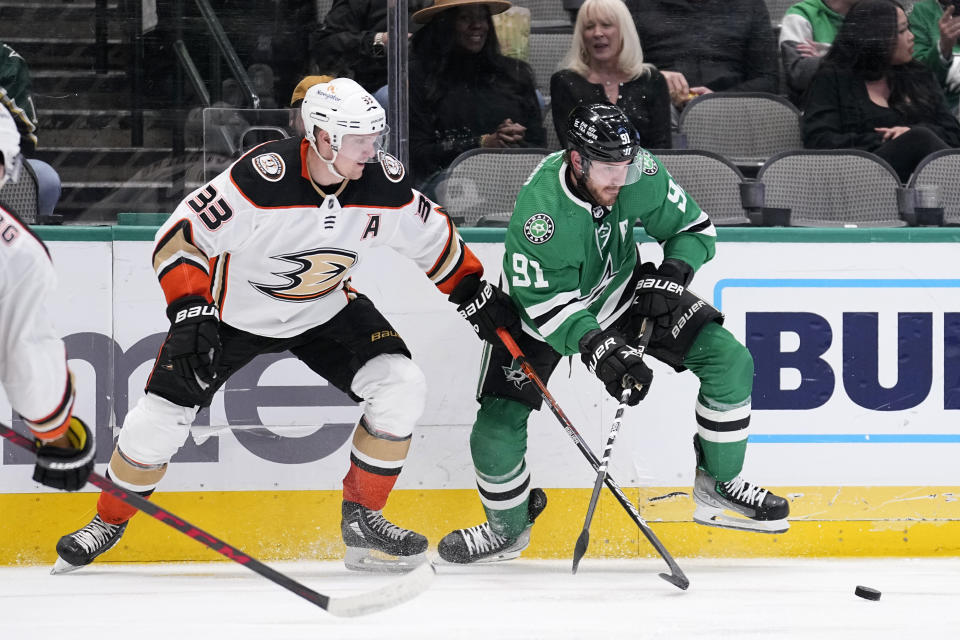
[344, 548, 428, 574]
[466, 547, 525, 564]
[693, 506, 789, 534]
[51, 556, 84, 575]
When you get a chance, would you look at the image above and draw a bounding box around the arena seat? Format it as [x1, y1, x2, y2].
[758, 150, 906, 227]
[652, 149, 753, 226]
[437, 148, 551, 226]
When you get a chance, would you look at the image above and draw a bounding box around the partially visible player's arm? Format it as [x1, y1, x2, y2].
[0, 243, 74, 441]
[151, 175, 247, 383]
[389, 190, 484, 295]
[389, 190, 520, 343]
[152, 171, 251, 304]
[633, 154, 717, 274]
[0, 242, 94, 490]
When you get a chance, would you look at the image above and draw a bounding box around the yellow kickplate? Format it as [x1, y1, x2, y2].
[2, 487, 958, 565]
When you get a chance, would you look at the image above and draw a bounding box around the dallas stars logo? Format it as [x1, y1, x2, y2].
[502, 364, 530, 390]
[523, 213, 554, 244]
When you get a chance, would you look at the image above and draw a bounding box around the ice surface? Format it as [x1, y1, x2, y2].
[1, 557, 957, 639]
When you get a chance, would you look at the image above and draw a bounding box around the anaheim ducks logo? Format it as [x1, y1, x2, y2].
[250, 248, 359, 302]
[379, 150, 405, 183]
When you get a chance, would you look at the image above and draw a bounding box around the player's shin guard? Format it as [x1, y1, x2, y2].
[694, 394, 750, 483]
[468, 396, 536, 539]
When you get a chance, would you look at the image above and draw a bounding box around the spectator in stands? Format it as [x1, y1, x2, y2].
[0, 42, 62, 218]
[780, 0, 857, 102]
[909, 0, 960, 114]
[551, 0, 671, 149]
[408, 0, 546, 194]
[213, 0, 314, 109]
[625, 0, 779, 115]
[802, 0, 960, 183]
[310, 0, 431, 95]
[289, 74, 334, 135]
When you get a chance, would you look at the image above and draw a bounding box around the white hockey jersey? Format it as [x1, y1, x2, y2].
[0, 204, 75, 440]
[153, 137, 483, 338]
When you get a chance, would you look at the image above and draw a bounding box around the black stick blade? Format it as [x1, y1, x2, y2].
[659, 571, 690, 591]
[572, 529, 590, 574]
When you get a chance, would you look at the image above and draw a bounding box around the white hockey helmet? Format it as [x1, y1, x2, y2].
[0, 106, 22, 188]
[301, 77, 386, 152]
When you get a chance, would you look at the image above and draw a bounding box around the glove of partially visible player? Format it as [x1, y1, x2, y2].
[165, 295, 221, 386]
[449, 274, 522, 344]
[579, 328, 653, 406]
[33, 417, 95, 491]
[632, 259, 694, 327]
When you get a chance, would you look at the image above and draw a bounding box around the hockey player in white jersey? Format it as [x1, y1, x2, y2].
[0, 105, 95, 491]
[53, 78, 519, 574]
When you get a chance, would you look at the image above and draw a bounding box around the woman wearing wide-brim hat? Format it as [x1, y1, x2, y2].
[411, 0, 512, 24]
[408, 0, 546, 195]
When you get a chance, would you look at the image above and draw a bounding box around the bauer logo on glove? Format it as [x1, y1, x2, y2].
[173, 304, 218, 323]
[636, 277, 684, 296]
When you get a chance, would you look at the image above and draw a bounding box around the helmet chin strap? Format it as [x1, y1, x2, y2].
[309, 138, 347, 182]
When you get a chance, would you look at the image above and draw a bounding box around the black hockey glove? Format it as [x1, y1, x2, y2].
[449, 274, 522, 344]
[34, 417, 95, 491]
[632, 259, 694, 328]
[579, 328, 653, 406]
[165, 295, 221, 386]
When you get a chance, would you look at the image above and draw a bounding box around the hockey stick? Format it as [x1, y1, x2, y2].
[495, 329, 689, 591]
[571, 319, 653, 575]
[571, 387, 632, 575]
[0, 422, 435, 617]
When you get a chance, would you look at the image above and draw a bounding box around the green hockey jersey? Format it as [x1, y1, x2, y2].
[504, 150, 716, 356]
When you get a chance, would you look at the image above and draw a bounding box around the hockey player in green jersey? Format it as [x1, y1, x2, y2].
[438, 103, 789, 564]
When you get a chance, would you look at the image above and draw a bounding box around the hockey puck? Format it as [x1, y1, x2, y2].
[855, 586, 881, 601]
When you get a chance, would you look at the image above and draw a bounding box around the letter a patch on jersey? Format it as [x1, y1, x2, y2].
[361, 214, 381, 239]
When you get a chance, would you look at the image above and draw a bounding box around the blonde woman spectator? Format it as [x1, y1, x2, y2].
[551, 0, 671, 148]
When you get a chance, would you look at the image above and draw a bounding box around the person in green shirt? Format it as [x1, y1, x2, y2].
[779, 0, 858, 102]
[438, 103, 789, 564]
[909, 0, 960, 114]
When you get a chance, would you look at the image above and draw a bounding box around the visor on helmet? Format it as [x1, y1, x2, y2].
[584, 156, 643, 187]
[338, 128, 390, 164]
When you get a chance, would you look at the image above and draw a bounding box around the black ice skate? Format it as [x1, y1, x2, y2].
[341, 501, 428, 573]
[437, 488, 547, 564]
[52, 514, 128, 575]
[692, 435, 789, 534]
